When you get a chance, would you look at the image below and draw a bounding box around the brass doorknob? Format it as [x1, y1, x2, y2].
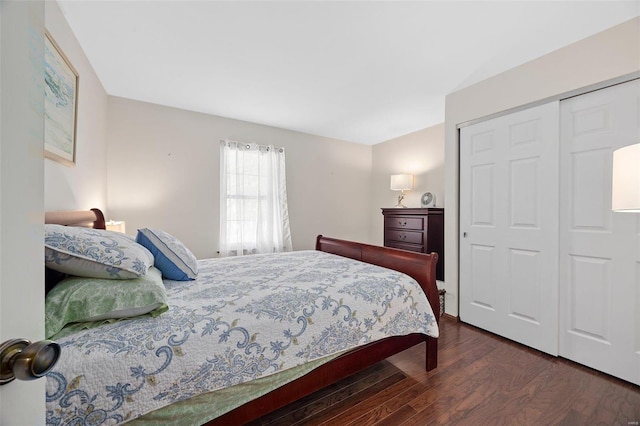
[0, 338, 61, 385]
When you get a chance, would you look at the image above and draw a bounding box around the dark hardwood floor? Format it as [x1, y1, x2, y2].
[250, 316, 640, 425]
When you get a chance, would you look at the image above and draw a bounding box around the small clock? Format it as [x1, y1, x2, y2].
[421, 192, 436, 208]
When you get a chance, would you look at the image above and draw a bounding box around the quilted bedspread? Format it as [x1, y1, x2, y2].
[46, 250, 439, 425]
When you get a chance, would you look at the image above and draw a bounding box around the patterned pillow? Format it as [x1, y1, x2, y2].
[136, 228, 198, 281]
[45, 267, 169, 339]
[45, 224, 154, 279]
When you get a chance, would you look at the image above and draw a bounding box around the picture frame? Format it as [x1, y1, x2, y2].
[44, 31, 78, 167]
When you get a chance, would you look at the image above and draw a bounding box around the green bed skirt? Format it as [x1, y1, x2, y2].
[127, 352, 341, 425]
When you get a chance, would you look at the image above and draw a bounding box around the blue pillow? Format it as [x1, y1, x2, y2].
[136, 228, 198, 281]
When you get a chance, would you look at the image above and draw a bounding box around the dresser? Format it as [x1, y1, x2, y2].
[381, 208, 444, 281]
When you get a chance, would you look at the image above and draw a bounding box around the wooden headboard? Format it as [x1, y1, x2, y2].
[44, 208, 106, 294]
[44, 208, 106, 229]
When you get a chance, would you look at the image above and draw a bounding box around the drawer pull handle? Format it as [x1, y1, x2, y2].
[400, 234, 406, 240]
[398, 221, 407, 226]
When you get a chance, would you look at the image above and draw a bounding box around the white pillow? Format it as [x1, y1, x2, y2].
[136, 228, 198, 281]
[45, 224, 154, 279]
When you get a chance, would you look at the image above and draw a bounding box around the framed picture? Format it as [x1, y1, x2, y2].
[44, 31, 78, 167]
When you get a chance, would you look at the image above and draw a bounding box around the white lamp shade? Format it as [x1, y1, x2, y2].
[390, 174, 413, 191]
[612, 143, 640, 212]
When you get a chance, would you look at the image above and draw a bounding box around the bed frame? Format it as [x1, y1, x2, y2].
[44, 209, 440, 425]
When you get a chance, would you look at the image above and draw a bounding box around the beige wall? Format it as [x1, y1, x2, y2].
[106, 97, 373, 258]
[444, 17, 640, 316]
[44, 1, 109, 212]
[370, 124, 445, 246]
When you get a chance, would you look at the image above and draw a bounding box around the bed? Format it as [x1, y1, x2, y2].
[43, 208, 440, 425]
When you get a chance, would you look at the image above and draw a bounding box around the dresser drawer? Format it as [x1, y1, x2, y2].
[386, 242, 424, 253]
[381, 207, 444, 281]
[384, 216, 424, 230]
[385, 229, 424, 245]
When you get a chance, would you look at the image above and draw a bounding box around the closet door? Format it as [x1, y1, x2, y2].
[559, 79, 640, 385]
[460, 102, 560, 355]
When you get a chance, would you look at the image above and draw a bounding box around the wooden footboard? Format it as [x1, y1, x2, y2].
[315, 235, 440, 323]
[208, 236, 440, 425]
[315, 235, 439, 371]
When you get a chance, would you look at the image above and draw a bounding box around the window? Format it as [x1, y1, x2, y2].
[219, 140, 292, 256]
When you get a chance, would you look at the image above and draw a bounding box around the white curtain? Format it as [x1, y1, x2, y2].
[219, 140, 292, 256]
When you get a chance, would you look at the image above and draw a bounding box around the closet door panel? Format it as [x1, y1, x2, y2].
[460, 101, 560, 355]
[471, 164, 496, 227]
[510, 157, 540, 228]
[509, 248, 541, 323]
[570, 149, 611, 231]
[559, 79, 640, 385]
[470, 244, 497, 311]
[568, 255, 611, 342]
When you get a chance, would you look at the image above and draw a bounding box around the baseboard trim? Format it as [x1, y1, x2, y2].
[442, 313, 459, 322]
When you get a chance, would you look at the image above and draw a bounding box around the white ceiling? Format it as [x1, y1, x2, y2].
[58, 1, 639, 145]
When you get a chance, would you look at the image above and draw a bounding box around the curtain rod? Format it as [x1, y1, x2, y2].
[220, 139, 284, 153]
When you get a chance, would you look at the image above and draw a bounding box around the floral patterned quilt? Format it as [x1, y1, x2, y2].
[46, 250, 439, 425]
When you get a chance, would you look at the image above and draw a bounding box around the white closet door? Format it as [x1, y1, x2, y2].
[460, 102, 560, 355]
[559, 79, 640, 385]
